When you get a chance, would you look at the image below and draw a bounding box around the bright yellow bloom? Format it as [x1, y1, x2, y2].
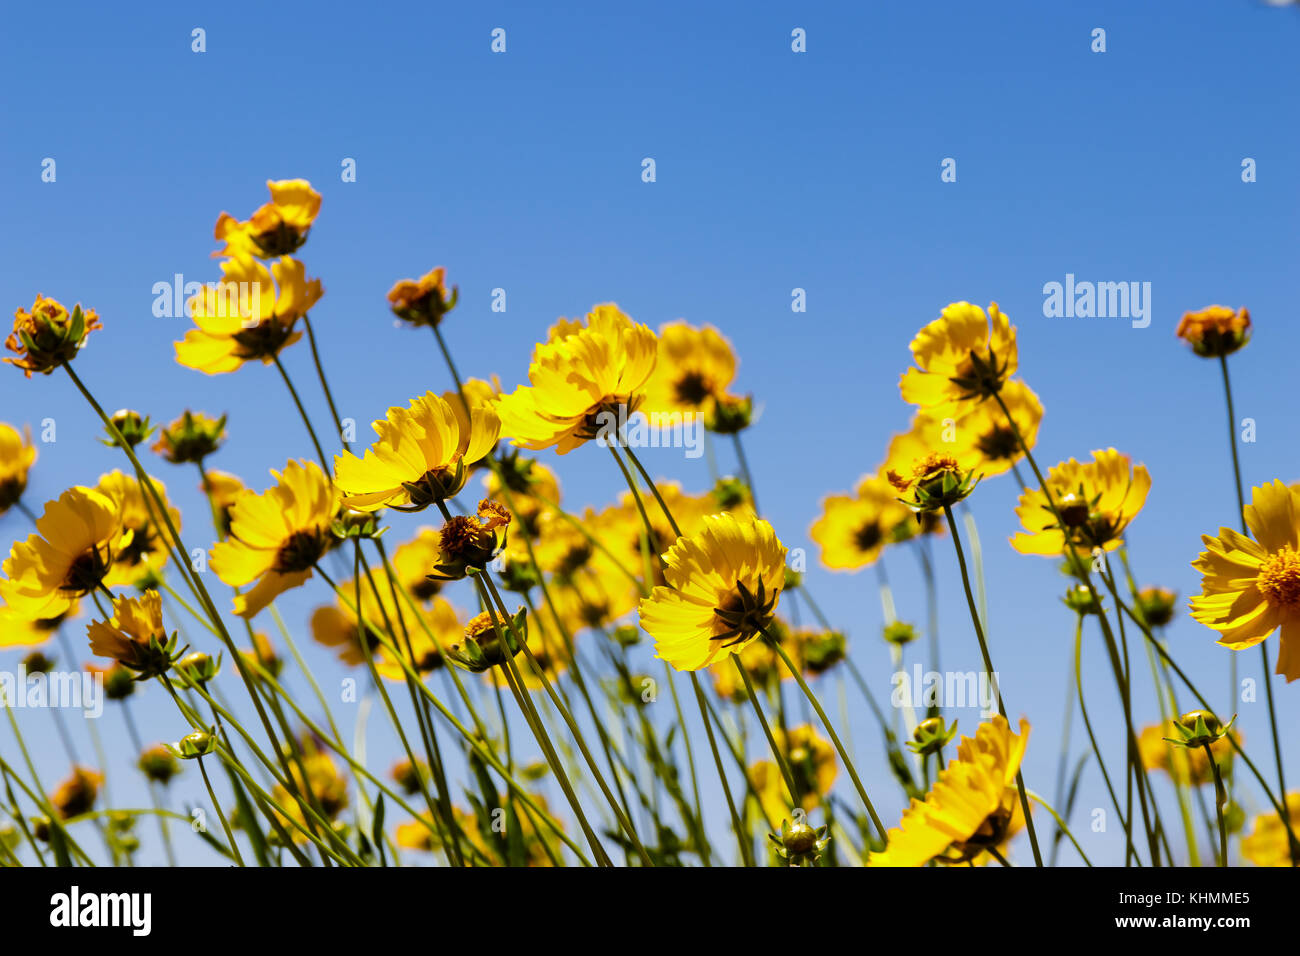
[869, 716, 1030, 867]
[175, 255, 322, 374]
[1177, 305, 1251, 358]
[899, 301, 1017, 413]
[0, 602, 77, 649]
[271, 737, 348, 838]
[496, 304, 658, 454]
[94, 470, 180, 588]
[50, 767, 103, 820]
[86, 591, 176, 678]
[1241, 792, 1300, 867]
[200, 469, 246, 538]
[1137, 721, 1237, 786]
[1011, 448, 1150, 556]
[210, 460, 339, 618]
[639, 513, 787, 672]
[910, 379, 1043, 480]
[5, 296, 101, 378]
[640, 321, 737, 417]
[0, 423, 36, 515]
[333, 392, 500, 512]
[213, 179, 322, 258]
[1190, 480, 1300, 681]
[0, 487, 128, 621]
[810, 475, 912, 571]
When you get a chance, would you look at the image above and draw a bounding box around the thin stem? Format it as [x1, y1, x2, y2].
[197, 756, 245, 866]
[1205, 743, 1228, 868]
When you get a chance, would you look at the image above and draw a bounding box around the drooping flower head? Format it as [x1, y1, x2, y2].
[5, 296, 101, 377]
[810, 475, 911, 571]
[496, 305, 658, 454]
[333, 391, 500, 512]
[1011, 449, 1150, 557]
[388, 267, 458, 328]
[640, 321, 737, 417]
[0, 423, 36, 516]
[1176, 306, 1251, 359]
[869, 716, 1030, 867]
[639, 513, 787, 671]
[0, 487, 128, 622]
[899, 301, 1017, 413]
[424, 500, 513, 581]
[86, 591, 179, 679]
[210, 460, 340, 618]
[175, 256, 322, 374]
[213, 179, 322, 258]
[1190, 480, 1300, 681]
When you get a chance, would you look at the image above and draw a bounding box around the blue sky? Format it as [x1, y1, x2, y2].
[2, 0, 1298, 865]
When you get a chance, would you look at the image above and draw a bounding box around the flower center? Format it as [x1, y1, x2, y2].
[275, 529, 328, 573]
[1258, 547, 1300, 608]
[673, 371, 714, 406]
[975, 426, 1019, 461]
[60, 547, 110, 595]
[712, 578, 777, 647]
[853, 522, 882, 553]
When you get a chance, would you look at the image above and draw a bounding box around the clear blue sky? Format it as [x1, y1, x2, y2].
[2, 0, 1298, 865]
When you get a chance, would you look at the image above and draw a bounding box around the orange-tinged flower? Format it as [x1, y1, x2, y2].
[1190, 480, 1300, 681]
[1176, 305, 1251, 358]
[86, 591, 178, 678]
[213, 179, 322, 258]
[899, 301, 1017, 413]
[388, 267, 457, 327]
[50, 767, 103, 820]
[5, 296, 101, 377]
[1011, 448, 1150, 556]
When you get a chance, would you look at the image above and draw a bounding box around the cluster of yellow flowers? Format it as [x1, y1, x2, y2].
[1, 179, 1295, 869]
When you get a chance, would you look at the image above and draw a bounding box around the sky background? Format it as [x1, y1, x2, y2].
[2, 0, 1298, 866]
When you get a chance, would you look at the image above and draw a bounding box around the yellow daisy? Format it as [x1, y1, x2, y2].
[1010, 448, 1150, 556]
[868, 715, 1030, 867]
[1190, 480, 1300, 681]
[1241, 792, 1300, 867]
[0, 423, 36, 516]
[638, 512, 787, 672]
[899, 301, 1017, 413]
[0, 487, 128, 621]
[213, 179, 322, 258]
[210, 460, 339, 618]
[86, 591, 177, 678]
[810, 475, 912, 570]
[496, 304, 658, 454]
[752, 724, 838, 825]
[333, 391, 500, 512]
[175, 255, 322, 375]
[640, 321, 737, 417]
[94, 470, 180, 588]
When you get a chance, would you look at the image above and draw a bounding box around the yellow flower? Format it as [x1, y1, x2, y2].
[1190, 480, 1300, 681]
[5, 296, 101, 377]
[86, 591, 177, 678]
[1137, 721, 1237, 786]
[94, 470, 180, 588]
[925, 379, 1043, 479]
[333, 391, 500, 512]
[213, 179, 322, 258]
[496, 304, 658, 454]
[210, 460, 339, 618]
[1241, 792, 1300, 867]
[869, 716, 1030, 867]
[200, 469, 246, 538]
[174, 255, 322, 374]
[374, 596, 460, 681]
[0, 487, 129, 621]
[0, 423, 36, 516]
[640, 321, 737, 417]
[271, 737, 348, 837]
[709, 634, 783, 701]
[638, 513, 787, 671]
[752, 724, 838, 826]
[387, 266, 458, 327]
[50, 767, 104, 820]
[0, 602, 77, 649]
[899, 301, 1017, 412]
[1011, 448, 1150, 556]
[1177, 305, 1251, 358]
[424, 499, 513, 582]
[810, 475, 911, 570]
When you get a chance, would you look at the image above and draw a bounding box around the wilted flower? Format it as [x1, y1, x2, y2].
[5, 296, 101, 377]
